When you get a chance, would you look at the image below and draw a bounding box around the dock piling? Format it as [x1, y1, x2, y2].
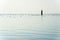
[41, 10, 43, 15]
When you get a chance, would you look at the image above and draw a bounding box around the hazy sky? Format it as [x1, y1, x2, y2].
[0, 0, 60, 14]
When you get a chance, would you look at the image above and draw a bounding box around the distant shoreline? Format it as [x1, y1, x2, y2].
[0, 14, 60, 16]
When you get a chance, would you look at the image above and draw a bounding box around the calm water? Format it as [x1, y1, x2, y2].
[0, 14, 60, 40]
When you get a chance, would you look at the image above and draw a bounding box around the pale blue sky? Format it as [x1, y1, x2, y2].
[0, 0, 60, 14]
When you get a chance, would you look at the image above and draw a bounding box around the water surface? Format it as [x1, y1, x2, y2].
[0, 14, 60, 40]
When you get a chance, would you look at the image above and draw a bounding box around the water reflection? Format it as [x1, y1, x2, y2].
[0, 14, 60, 40]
